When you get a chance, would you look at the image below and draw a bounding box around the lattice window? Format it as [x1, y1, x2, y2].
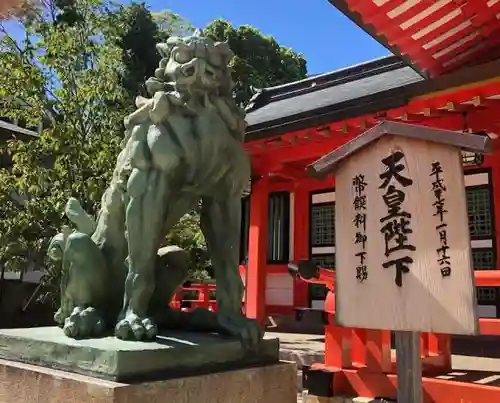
[477, 287, 497, 303]
[466, 187, 493, 238]
[472, 249, 495, 270]
[310, 203, 335, 247]
[311, 254, 335, 270]
[267, 192, 290, 263]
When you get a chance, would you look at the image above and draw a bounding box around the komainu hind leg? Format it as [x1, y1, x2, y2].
[150, 244, 221, 332]
[149, 245, 190, 317]
[200, 193, 264, 349]
[148, 195, 197, 315]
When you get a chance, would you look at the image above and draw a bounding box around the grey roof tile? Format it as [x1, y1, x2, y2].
[244, 56, 425, 138]
[246, 66, 423, 127]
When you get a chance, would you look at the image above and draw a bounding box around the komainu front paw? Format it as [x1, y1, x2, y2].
[218, 313, 264, 350]
[114, 314, 157, 341]
[63, 307, 105, 338]
[54, 307, 71, 327]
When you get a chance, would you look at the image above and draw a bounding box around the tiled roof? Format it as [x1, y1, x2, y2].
[245, 55, 425, 140]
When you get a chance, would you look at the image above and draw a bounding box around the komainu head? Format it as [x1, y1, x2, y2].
[147, 29, 235, 98]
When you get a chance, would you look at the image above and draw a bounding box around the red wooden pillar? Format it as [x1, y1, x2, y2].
[293, 183, 310, 308]
[245, 177, 269, 323]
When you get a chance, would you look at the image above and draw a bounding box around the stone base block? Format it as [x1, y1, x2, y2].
[0, 327, 279, 381]
[303, 395, 395, 403]
[0, 359, 297, 403]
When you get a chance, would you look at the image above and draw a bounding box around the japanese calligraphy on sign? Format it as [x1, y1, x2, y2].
[379, 151, 415, 287]
[352, 174, 368, 283]
[430, 161, 452, 278]
[333, 132, 478, 335]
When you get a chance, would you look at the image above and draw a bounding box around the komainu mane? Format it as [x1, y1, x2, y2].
[47, 30, 263, 347]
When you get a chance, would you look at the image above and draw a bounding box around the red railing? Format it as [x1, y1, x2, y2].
[172, 271, 500, 400]
[312, 269, 500, 401]
[173, 270, 500, 334]
[170, 283, 218, 312]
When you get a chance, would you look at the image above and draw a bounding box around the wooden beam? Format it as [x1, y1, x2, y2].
[421, 108, 442, 118]
[316, 126, 332, 137]
[471, 95, 500, 108]
[272, 164, 307, 180]
[400, 112, 426, 122]
[251, 135, 356, 165]
[445, 101, 468, 113]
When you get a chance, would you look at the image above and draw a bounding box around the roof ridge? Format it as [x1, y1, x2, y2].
[268, 54, 399, 91]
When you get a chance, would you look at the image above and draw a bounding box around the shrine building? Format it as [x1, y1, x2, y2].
[240, 0, 500, 325]
[0, 117, 46, 282]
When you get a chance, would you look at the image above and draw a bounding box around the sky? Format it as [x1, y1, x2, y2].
[156, 0, 389, 74]
[3, 0, 391, 75]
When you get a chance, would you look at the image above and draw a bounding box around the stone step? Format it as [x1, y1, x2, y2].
[280, 349, 324, 369]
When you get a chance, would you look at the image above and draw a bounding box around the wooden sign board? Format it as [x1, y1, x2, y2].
[330, 127, 481, 334]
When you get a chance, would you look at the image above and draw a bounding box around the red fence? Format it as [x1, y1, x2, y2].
[174, 274, 500, 400]
[170, 283, 218, 312]
[312, 270, 500, 402]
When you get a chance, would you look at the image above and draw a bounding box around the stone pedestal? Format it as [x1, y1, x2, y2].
[0, 359, 296, 403]
[303, 395, 394, 403]
[0, 327, 297, 402]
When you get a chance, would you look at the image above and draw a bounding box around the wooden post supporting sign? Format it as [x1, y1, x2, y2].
[395, 331, 422, 403]
[308, 121, 490, 401]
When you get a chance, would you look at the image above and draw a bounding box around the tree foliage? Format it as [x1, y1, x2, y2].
[116, 5, 193, 100]
[0, 0, 127, 272]
[204, 19, 307, 106]
[152, 9, 193, 42]
[165, 208, 212, 281]
[115, 3, 160, 100]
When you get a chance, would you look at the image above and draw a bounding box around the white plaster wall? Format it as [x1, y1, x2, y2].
[477, 305, 496, 318]
[266, 273, 294, 306]
[311, 192, 335, 204]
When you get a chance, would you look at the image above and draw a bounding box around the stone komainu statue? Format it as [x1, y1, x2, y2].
[47, 30, 262, 346]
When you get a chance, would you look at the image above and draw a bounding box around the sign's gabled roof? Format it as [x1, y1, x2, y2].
[307, 121, 492, 179]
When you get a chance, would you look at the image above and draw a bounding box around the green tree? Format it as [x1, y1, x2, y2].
[116, 5, 193, 100]
[152, 9, 193, 42]
[165, 208, 212, 281]
[115, 3, 160, 100]
[204, 19, 307, 106]
[0, 0, 127, 274]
